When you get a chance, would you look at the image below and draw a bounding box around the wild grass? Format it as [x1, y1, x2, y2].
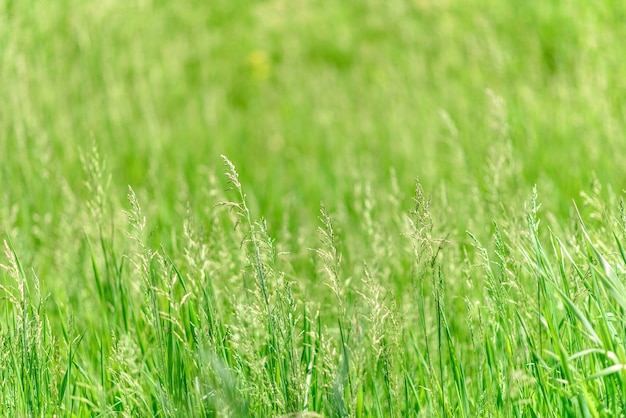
[2, 0, 626, 416]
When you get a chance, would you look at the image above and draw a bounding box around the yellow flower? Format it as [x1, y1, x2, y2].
[247, 49, 271, 80]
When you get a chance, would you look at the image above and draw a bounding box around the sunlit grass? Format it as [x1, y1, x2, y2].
[2, 0, 626, 416]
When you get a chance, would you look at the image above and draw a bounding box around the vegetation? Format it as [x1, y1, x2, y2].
[1, 0, 626, 416]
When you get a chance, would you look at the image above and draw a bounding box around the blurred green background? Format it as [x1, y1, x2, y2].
[2, 0, 625, 246]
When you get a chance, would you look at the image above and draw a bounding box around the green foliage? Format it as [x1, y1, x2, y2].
[1, 0, 626, 416]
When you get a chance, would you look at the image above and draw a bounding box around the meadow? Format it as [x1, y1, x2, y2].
[2, 0, 626, 416]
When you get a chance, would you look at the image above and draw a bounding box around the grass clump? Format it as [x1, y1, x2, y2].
[4, 147, 626, 416]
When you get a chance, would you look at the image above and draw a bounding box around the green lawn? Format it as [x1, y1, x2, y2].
[2, 1, 626, 416]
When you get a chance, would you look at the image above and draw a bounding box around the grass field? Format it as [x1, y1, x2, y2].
[2, 1, 626, 416]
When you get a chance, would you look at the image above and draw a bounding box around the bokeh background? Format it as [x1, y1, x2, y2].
[2, 0, 626, 263]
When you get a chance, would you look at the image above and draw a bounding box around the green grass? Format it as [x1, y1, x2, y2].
[2, 0, 626, 416]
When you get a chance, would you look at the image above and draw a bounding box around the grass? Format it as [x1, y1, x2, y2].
[2, 0, 626, 416]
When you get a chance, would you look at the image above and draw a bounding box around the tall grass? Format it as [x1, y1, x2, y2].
[2, 0, 626, 416]
[3, 151, 626, 416]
